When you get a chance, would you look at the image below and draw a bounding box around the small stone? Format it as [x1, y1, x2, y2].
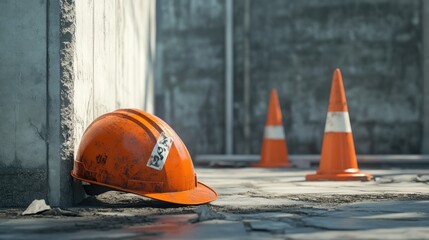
[22, 199, 51, 215]
[192, 205, 225, 222]
[42, 208, 79, 216]
[415, 175, 429, 183]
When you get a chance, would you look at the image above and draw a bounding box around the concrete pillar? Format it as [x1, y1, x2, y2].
[0, 0, 51, 207]
[47, 0, 76, 207]
[0, 0, 155, 207]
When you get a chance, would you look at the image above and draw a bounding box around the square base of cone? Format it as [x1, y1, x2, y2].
[252, 162, 294, 168]
[305, 172, 372, 181]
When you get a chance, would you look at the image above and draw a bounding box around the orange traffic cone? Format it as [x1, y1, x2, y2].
[306, 69, 372, 181]
[253, 89, 292, 168]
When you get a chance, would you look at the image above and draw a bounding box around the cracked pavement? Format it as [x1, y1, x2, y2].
[0, 168, 429, 239]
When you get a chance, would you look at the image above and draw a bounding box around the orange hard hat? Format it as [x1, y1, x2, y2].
[71, 109, 217, 205]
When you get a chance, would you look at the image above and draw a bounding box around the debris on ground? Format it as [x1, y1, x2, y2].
[415, 174, 429, 183]
[22, 199, 51, 215]
[1, 169, 428, 239]
[374, 177, 395, 183]
[374, 174, 429, 184]
[41, 208, 80, 217]
[192, 205, 225, 223]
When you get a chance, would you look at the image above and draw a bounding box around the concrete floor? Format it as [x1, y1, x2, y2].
[0, 167, 429, 239]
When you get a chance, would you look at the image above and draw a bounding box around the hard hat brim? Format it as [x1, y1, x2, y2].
[73, 172, 217, 205]
[143, 182, 218, 205]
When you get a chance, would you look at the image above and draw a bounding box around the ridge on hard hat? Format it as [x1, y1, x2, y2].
[71, 108, 217, 205]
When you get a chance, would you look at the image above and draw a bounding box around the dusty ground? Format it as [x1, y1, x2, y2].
[0, 168, 429, 239]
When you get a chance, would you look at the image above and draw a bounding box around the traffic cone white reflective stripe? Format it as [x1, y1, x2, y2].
[324, 112, 352, 133]
[264, 125, 286, 140]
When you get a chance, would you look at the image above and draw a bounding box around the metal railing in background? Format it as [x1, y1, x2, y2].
[196, 154, 429, 168]
[225, 0, 234, 155]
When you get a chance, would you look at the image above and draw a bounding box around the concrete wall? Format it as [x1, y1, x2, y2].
[156, 0, 226, 155]
[0, 0, 49, 207]
[156, 0, 423, 157]
[0, 0, 155, 207]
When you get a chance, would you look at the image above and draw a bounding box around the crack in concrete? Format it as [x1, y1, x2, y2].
[28, 119, 46, 141]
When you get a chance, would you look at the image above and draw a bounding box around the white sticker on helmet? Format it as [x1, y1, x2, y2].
[147, 132, 174, 171]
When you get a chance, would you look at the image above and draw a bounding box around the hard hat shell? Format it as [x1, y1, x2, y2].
[71, 109, 217, 205]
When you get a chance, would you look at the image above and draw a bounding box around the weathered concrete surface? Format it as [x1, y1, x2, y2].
[0, 0, 48, 207]
[156, 0, 423, 157]
[155, 0, 226, 155]
[0, 0, 77, 207]
[0, 168, 428, 239]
